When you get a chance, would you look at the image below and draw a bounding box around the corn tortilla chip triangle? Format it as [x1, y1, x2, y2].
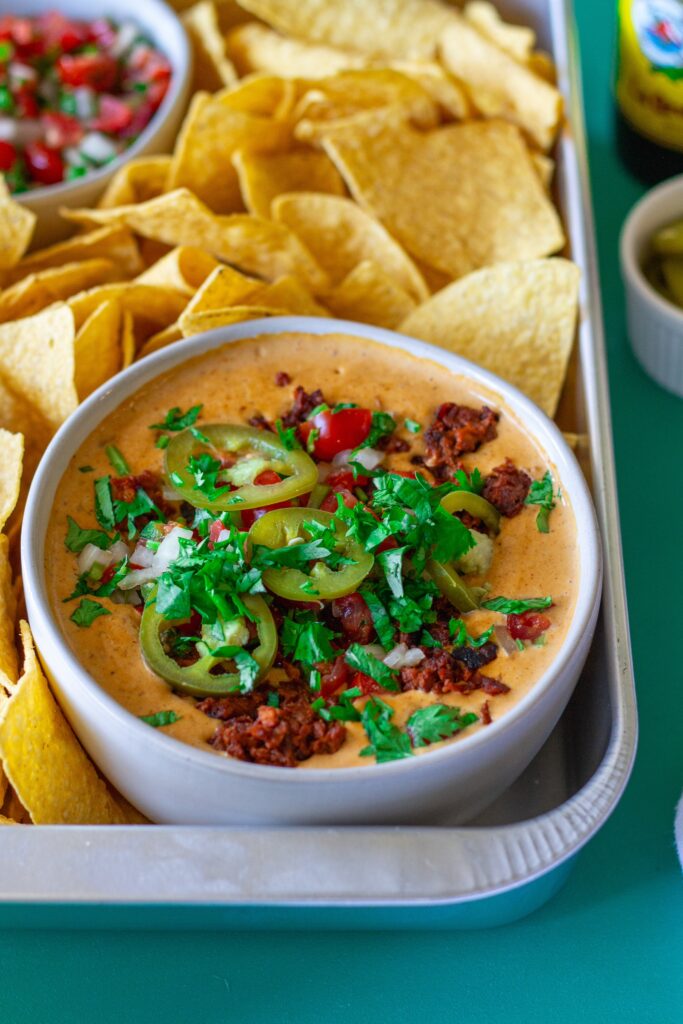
[0, 304, 77, 431]
[0, 621, 145, 824]
[463, 2, 536, 62]
[136, 246, 219, 296]
[326, 260, 416, 328]
[4, 225, 143, 283]
[400, 258, 580, 417]
[234, 0, 457, 60]
[0, 258, 120, 324]
[179, 305, 291, 336]
[74, 299, 123, 401]
[63, 189, 329, 292]
[323, 118, 565, 280]
[438, 16, 562, 151]
[233, 147, 346, 219]
[97, 155, 172, 210]
[227, 22, 365, 78]
[0, 534, 18, 693]
[0, 430, 23, 534]
[183, 0, 238, 92]
[272, 191, 428, 300]
[0, 180, 35, 270]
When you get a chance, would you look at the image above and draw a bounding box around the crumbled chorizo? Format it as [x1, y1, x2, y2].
[281, 385, 327, 428]
[110, 470, 173, 519]
[330, 593, 374, 645]
[275, 371, 291, 387]
[482, 458, 531, 517]
[423, 403, 498, 479]
[399, 646, 506, 696]
[247, 413, 274, 432]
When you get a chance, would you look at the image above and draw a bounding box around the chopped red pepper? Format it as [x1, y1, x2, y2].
[507, 611, 551, 641]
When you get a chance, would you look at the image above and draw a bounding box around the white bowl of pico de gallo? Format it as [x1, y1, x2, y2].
[1, 1, 191, 247]
[22, 317, 603, 827]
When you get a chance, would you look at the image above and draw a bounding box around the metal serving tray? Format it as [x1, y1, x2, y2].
[0, 0, 637, 930]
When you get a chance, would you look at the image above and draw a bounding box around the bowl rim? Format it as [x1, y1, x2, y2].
[21, 316, 602, 786]
[10, 0, 191, 208]
[620, 173, 683, 327]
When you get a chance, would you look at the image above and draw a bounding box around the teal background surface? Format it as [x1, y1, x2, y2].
[1, 2, 682, 1020]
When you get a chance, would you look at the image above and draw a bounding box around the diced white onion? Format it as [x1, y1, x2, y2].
[360, 644, 387, 661]
[117, 566, 157, 590]
[109, 540, 131, 563]
[9, 62, 36, 83]
[352, 447, 385, 471]
[77, 544, 112, 576]
[215, 529, 230, 545]
[332, 449, 353, 467]
[112, 22, 139, 57]
[80, 131, 118, 165]
[152, 527, 193, 573]
[131, 543, 155, 568]
[383, 643, 426, 669]
[111, 589, 142, 605]
[162, 486, 184, 501]
[74, 86, 97, 120]
[0, 117, 42, 144]
[316, 462, 332, 482]
[493, 624, 516, 656]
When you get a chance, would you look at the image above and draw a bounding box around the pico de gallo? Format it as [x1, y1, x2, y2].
[0, 11, 172, 192]
[54, 357, 567, 769]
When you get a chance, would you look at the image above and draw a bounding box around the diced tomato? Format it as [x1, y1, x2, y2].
[99, 565, 116, 586]
[24, 142, 63, 185]
[240, 469, 294, 529]
[15, 87, 39, 118]
[129, 45, 172, 83]
[507, 611, 551, 641]
[42, 111, 83, 149]
[89, 19, 117, 48]
[320, 488, 358, 513]
[352, 671, 383, 696]
[208, 519, 228, 549]
[376, 535, 398, 554]
[319, 654, 352, 700]
[91, 94, 133, 134]
[38, 12, 89, 52]
[326, 468, 370, 491]
[57, 52, 118, 92]
[0, 140, 17, 171]
[299, 408, 372, 461]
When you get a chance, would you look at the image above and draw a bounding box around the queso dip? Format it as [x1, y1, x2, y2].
[46, 332, 578, 768]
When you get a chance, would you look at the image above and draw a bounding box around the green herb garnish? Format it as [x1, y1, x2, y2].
[275, 418, 301, 451]
[105, 445, 130, 475]
[360, 698, 412, 763]
[525, 471, 557, 533]
[150, 405, 203, 432]
[345, 644, 399, 691]
[69, 599, 111, 628]
[404, 418, 421, 434]
[406, 704, 478, 748]
[448, 618, 495, 648]
[482, 596, 553, 614]
[64, 516, 112, 553]
[140, 710, 181, 727]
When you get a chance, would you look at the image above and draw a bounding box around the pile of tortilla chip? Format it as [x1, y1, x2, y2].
[0, 0, 581, 825]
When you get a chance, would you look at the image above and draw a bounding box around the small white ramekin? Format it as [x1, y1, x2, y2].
[12, 0, 192, 249]
[620, 175, 683, 398]
[21, 317, 602, 827]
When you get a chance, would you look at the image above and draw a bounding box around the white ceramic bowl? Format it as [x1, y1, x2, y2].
[21, 317, 602, 826]
[11, 0, 191, 249]
[621, 174, 683, 398]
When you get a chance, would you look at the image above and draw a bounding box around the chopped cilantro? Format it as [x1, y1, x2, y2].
[452, 467, 483, 494]
[404, 418, 421, 434]
[155, 434, 170, 450]
[69, 599, 111, 628]
[420, 630, 442, 648]
[345, 644, 399, 691]
[306, 403, 329, 419]
[515, 638, 525, 652]
[187, 453, 230, 502]
[105, 445, 130, 475]
[448, 618, 494, 648]
[65, 516, 111, 553]
[361, 590, 395, 649]
[140, 710, 181, 727]
[309, 669, 322, 693]
[94, 476, 115, 531]
[150, 405, 203, 432]
[332, 402, 358, 412]
[357, 411, 396, 451]
[377, 546, 406, 598]
[267, 691, 280, 707]
[114, 487, 164, 539]
[78, 465, 94, 473]
[305, 427, 320, 454]
[281, 613, 339, 668]
[275, 418, 301, 451]
[533, 634, 547, 647]
[525, 471, 557, 533]
[360, 698, 412, 763]
[406, 704, 478, 748]
[482, 596, 553, 614]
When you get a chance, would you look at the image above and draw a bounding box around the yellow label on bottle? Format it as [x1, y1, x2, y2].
[617, 0, 683, 150]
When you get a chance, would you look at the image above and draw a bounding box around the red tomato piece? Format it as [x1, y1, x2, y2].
[42, 111, 83, 149]
[507, 611, 551, 641]
[352, 671, 383, 696]
[38, 12, 89, 52]
[319, 654, 353, 700]
[57, 52, 118, 92]
[326, 468, 370, 491]
[331, 593, 374, 645]
[299, 408, 372, 461]
[0, 140, 17, 171]
[15, 87, 39, 118]
[320, 488, 358, 513]
[208, 519, 228, 549]
[24, 142, 64, 185]
[91, 94, 133, 134]
[240, 469, 294, 529]
[376, 535, 398, 554]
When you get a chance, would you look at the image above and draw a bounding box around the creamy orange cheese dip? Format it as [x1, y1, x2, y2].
[46, 332, 578, 767]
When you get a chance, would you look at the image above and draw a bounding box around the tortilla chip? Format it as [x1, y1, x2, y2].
[0, 813, 18, 825]
[74, 299, 123, 400]
[0, 621, 144, 824]
[184, 263, 262, 314]
[272, 192, 428, 301]
[183, 0, 238, 92]
[0, 304, 77, 430]
[234, 0, 457, 60]
[4, 225, 143, 283]
[528, 51, 557, 84]
[385, 61, 470, 121]
[292, 69, 440, 131]
[136, 246, 220, 296]
[439, 17, 562, 151]
[68, 282, 189, 332]
[400, 258, 580, 416]
[63, 190, 329, 292]
[326, 260, 416, 329]
[228, 22, 364, 78]
[181, 265, 326, 329]
[0, 535, 18, 693]
[121, 310, 136, 368]
[97, 156, 172, 210]
[0, 258, 120, 323]
[138, 322, 184, 359]
[323, 118, 565, 280]
[533, 153, 555, 191]
[219, 73, 297, 118]
[180, 305, 290, 335]
[0, 182, 35, 270]
[463, 2, 536, 62]
[0, 431, 23, 534]
[233, 147, 345, 218]
[167, 89, 291, 213]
